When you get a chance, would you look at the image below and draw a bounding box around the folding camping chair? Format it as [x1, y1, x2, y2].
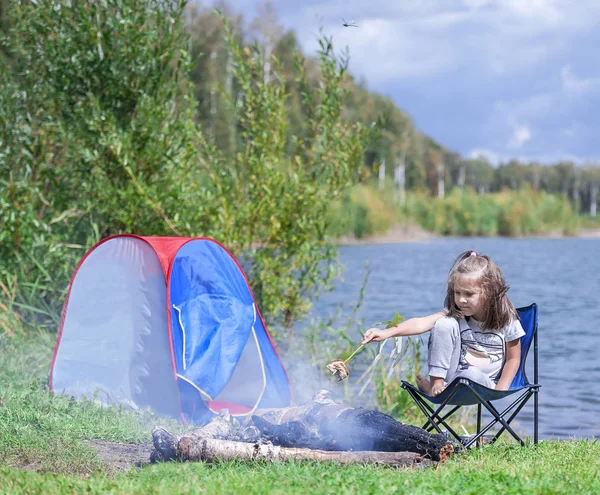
[401, 303, 539, 449]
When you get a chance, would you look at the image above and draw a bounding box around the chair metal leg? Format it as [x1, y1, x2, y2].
[428, 405, 464, 443]
[490, 390, 534, 444]
[403, 386, 464, 443]
[476, 404, 482, 447]
[423, 386, 462, 425]
[404, 387, 446, 435]
[534, 388, 539, 445]
[402, 380, 539, 449]
[469, 388, 525, 445]
[424, 405, 461, 432]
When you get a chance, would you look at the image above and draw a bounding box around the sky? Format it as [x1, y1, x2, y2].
[215, 0, 600, 165]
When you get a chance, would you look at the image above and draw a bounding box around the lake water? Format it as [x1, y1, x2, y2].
[305, 237, 600, 440]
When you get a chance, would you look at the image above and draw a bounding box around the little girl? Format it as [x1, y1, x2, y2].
[362, 250, 524, 396]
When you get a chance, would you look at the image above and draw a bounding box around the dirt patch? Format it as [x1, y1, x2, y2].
[337, 224, 436, 246]
[85, 439, 154, 472]
[338, 225, 600, 245]
[579, 228, 600, 238]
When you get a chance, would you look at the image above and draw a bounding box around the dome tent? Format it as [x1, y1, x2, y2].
[50, 235, 291, 424]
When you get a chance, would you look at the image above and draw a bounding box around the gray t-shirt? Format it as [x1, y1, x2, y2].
[458, 317, 525, 382]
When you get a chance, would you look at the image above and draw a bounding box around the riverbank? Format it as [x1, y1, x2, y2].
[336, 224, 437, 245]
[329, 186, 587, 241]
[3, 264, 600, 494]
[337, 223, 600, 246]
[2, 336, 599, 494]
[579, 228, 600, 238]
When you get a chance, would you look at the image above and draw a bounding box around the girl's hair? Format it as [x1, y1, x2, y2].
[444, 250, 518, 330]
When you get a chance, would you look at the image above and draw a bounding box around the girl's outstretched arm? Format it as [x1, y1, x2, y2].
[362, 310, 447, 344]
[495, 340, 521, 391]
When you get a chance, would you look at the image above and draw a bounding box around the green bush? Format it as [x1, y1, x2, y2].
[187, 18, 366, 334]
[401, 188, 578, 237]
[1, 0, 197, 335]
[326, 183, 400, 239]
[0, 2, 367, 338]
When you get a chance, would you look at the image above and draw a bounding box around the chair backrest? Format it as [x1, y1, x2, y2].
[509, 303, 538, 389]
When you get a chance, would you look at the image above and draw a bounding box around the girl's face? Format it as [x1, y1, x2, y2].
[453, 275, 486, 321]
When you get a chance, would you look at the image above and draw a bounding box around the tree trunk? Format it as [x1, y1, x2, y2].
[394, 154, 406, 205]
[457, 164, 466, 190]
[209, 49, 217, 137]
[591, 184, 598, 217]
[379, 159, 386, 191]
[437, 163, 445, 198]
[572, 171, 581, 208]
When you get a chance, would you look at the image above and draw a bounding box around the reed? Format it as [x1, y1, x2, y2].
[328, 184, 580, 239]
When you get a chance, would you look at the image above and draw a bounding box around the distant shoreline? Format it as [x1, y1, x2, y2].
[336, 224, 436, 246]
[337, 224, 600, 246]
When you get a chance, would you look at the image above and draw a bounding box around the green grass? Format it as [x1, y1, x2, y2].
[0, 333, 186, 476]
[2, 334, 599, 494]
[1, 441, 599, 494]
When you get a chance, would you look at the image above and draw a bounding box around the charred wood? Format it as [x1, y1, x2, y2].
[151, 391, 454, 464]
[250, 391, 452, 461]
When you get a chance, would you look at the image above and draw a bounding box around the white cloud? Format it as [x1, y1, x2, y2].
[502, 0, 562, 24]
[508, 124, 532, 149]
[562, 122, 592, 138]
[286, 0, 600, 82]
[486, 43, 555, 75]
[491, 94, 555, 129]
[561, 65, 600, 95]
[299, 18, 461, 81]
[461, 0, 492, 10]
[470, 0, 600, 32]
[252, 0, 600, 161]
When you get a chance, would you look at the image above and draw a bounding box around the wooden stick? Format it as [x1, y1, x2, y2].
[344, 343, 365, 363]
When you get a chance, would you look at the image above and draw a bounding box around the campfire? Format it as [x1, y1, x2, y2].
[152, 390, 454, 467]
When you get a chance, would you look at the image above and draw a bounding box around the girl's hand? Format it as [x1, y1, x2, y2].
[361, 328, 389, 344]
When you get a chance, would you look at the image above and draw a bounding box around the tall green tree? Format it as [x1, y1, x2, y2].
[186, 2, 243, 158]
[1, 1, 370, 337]
[188, 16, 367, 333]
[581, 165, 600, 216]
[466, 157, 494, 193]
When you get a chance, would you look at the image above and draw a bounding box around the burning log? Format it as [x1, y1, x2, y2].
[151, 391, 453, 465]
[249, 390, 452, 460]
[173, 434, 432, 467]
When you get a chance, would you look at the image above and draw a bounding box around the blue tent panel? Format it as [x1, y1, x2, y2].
[169, 239, 291, 423]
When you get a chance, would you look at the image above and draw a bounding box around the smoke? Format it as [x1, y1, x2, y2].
[279, 325, 422, 411]
[281, 346, 362, 406]
[277, 264, 421, 411]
